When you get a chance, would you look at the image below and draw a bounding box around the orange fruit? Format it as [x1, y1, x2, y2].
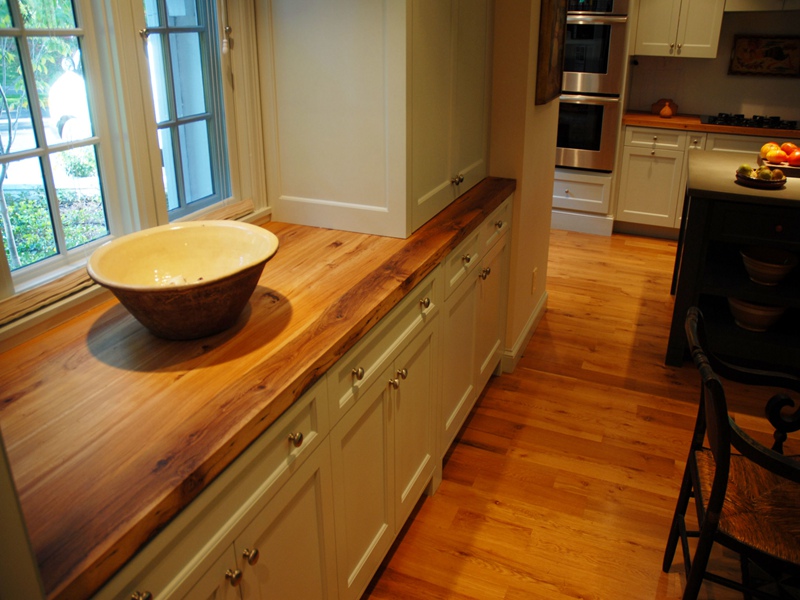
[766, 148, 788, 163]
[761, 142, 780, 158]
[781, 142, 798, 155]
[788, 150, 800, 166]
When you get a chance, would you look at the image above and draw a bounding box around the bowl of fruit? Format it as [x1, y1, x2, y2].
[735, 163, 786, 189]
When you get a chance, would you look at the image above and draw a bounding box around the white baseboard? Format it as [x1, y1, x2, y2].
[550, 209, 613, 236]
[502, 290, 547, 374]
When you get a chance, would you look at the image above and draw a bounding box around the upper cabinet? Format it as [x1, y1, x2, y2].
[634, 0, 725, 58]
[258, 0, 491, 238]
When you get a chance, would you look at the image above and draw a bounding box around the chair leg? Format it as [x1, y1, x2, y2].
[664, 465, 694, 572]
[682, 526, 717, 600]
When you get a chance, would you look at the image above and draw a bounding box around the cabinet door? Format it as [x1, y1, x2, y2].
[451, 0, 490, 197]
[392, 325, 437, 527]
[616, 146, 685, 228]
[674, 133, 706, 229]
[178, 547, 241, 600]
[440, 272, 477, 457]
[235, 442, 337, 600]
[475, 237, 508, 393]
[675, 0, 724, 58]
[330, 367, 395, 600]
[634, 0, 682, 56]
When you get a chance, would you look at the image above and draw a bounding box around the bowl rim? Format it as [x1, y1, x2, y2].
[87, 220, 279, 292]
[739, 246, 799, 267]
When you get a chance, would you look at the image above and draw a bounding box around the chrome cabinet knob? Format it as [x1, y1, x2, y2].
[131, 593, 152, 600]
[389, 378, 400, 389]
[288, 432, 304, 447]
[226, 569, 243, 587]
[396, 368, 408, 380]
[351, 367, 365, 381]
[419, 297, 431, 309]
[462, 254, 472, 265]
[564, 189, 570, 195]
[480, 267, 491, 280]
[495, 220, 504, 229]
[243, 547, 260, 566]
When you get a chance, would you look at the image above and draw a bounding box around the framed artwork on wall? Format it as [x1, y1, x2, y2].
[729, 35, 800, 77]
[535, 0, 568, 105]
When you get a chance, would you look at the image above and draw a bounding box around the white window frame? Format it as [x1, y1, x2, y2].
[0, 0, 268, 349]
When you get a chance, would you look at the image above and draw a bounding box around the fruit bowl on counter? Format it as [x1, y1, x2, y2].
[735, 163, 786, 189]
[87, 220, 279, 340]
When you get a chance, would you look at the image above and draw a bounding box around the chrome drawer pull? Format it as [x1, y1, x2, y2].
[288, 432, 304, 448]
[243, 547, 260, 566]
[351, 367, 365, 381]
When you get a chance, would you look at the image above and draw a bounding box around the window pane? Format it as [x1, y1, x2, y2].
[170, 32, 205, 118]
[2, 156, 57, 269]
[0, 1, 11, 28]
[53, 146, 108, 249]
[179, 120, 211, 203]
[146, 34, 170, 123]
[158, 128, 179, 210]
[166, 0, 199, 26]
[21, 0, 77, 29]
[143, 0, 160, 27]
[0, 36, 36, 153]
[32, 36, 92, 145]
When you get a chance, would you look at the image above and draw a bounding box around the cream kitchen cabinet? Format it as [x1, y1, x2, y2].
[634, 0, 725, 58]
[725, 0, 800, 10]
[440, 197, 511, 457]
[552, 168, 612, 215]
[259, 0, 491, 238]
[615, 127, 705, 229]
[329, 312, 438, 600]
[93, 380, 331, 600]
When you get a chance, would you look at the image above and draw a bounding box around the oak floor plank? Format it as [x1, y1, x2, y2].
[364, 229, 779, 600]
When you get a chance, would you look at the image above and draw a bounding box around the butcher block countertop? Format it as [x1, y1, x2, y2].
[623, 111, 800, 139]
[0, 176, 515, 600]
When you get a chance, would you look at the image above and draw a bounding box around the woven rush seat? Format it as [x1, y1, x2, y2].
[696, 449, 800, 566]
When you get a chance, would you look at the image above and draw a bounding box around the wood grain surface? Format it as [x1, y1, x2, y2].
[0, 177, 514, 600]
[623, 111, 800, 140]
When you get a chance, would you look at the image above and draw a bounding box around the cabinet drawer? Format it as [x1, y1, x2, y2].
[444, 230, 480, 298]
[552, 169, 611, 214]
[327, 266, 441, 424]
[710, 202, 800, 246]
[93, 381, 329, 600]
[625, 127, 686, 150]
[479, 195, 512, 251]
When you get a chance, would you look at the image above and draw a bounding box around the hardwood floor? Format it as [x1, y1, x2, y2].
[364, 229, 786, 600]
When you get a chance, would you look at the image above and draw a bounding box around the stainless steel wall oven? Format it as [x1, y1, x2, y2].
[556, 1, 627, 172]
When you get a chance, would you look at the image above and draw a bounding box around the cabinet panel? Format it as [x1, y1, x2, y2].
[393, 326, 436, 526]
[616, 146, 685, 227]
[552, 169, 611, 214]
[634, 0, 724, 58]
[330, 367, 395, 600]
[634, 0, 681, 55]
[624, 127, 686, 150]
[236, 442, 337, 600]
[475, 236, 508, 392]
[177, 547, 240, 600]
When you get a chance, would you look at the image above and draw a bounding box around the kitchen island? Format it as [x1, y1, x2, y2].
[666, 150, 800, 369]
[0, 176, 515, 600]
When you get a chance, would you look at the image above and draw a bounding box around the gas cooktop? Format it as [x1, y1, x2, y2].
[700, 113, 798, 130]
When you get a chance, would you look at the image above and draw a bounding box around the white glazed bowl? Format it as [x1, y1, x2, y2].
[88, 220, 279, 339]
[727, 297, 786, 332]
[740, 246, 798, 286]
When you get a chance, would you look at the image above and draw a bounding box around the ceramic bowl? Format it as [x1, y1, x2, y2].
[727, 297, 786, 332]
[88, 220, 279, 339]
[740, 246, 798, 286]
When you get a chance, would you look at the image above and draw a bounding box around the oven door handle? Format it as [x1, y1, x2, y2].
[559, 94, 620, 104]
[566, 15, 627, 24]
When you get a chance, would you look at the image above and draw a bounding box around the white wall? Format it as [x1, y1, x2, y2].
[490, 0, 557, 366]
[627, 10, 800, 120]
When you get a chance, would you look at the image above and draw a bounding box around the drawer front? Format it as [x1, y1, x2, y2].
[444, 230, 480, 298]
[710, 202, 800, 246]
[625, 126, 686, 151]
[327, 266, 441, 424]
[93, 381, 329, 600]
[480, 195, 512, 251]
[552, 171, 611, 214]
[705, 132, 800, 154]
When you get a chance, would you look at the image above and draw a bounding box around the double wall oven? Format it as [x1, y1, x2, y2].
[556, 0, 628, 172]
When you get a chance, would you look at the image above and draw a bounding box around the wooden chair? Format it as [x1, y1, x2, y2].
[663, 306, 800, 600]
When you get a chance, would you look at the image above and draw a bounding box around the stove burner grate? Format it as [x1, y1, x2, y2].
[700, 113, 798, 130]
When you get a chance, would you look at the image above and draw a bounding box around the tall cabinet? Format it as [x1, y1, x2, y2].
[258, 0, 491, 238]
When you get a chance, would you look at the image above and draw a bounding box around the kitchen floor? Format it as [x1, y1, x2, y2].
[364, 229, 785, 600]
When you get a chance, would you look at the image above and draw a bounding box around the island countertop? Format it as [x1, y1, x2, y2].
[0, 176, 515, 600]
[686, 150, 800, 206]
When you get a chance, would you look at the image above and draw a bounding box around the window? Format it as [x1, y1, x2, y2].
[0, 0, 108, 285]
[142, 0, 230, 219]
[0, 0, 265, 332]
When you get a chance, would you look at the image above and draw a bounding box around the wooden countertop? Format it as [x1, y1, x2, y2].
[0, 176, 515, 600]
[623, 111, 800, 140]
